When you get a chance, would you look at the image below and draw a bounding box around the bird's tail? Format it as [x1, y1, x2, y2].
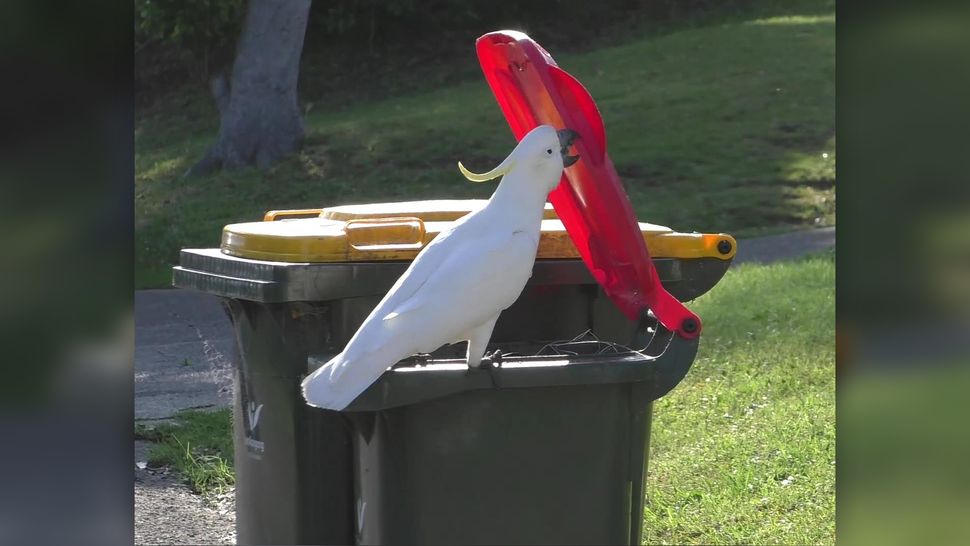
[301, 327, 418, 410]
[302, 351, 396, 411]
[301, 352, 362, 410]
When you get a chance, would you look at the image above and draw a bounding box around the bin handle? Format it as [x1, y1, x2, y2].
[263, 208, 324, 221]
[628, 307, 697, 401]
[345, 216, 427, 253]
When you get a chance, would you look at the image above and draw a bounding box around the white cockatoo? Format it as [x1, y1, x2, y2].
[302, 124, 580, 410]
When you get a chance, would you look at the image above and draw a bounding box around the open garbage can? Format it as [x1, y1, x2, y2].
[339, 324, 700, 545]
[173, 199, 735, 545]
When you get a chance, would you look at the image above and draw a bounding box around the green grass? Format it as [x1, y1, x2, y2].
[135, 0, 835, 288]
[136, 408, 235, 496]
[644, 252, 835, 544]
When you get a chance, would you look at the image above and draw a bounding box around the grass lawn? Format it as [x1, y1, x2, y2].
[135, 0, 835, 288]
[135, 409, 235, 495]
[643, 251, 835, 544]
[134, 252, 835, 543]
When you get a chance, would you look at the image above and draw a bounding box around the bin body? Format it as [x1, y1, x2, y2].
[335, 331, 699, 546]
[348, 383, 654, 545]
[188, 254, 665, 544]
[173, 200, 730, 545]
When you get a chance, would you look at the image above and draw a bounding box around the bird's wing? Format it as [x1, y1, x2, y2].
[303, 225, 528, 407]
[331, 214, 480, 357]
[378, 227, 537, 335]
[359, 212, 475, 321]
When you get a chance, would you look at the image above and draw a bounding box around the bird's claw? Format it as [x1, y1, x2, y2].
[484, 349, 504, 367]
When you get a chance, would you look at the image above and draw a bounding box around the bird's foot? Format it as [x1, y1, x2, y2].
[468, 350, 502, 370]
[484, 349, 504, 367]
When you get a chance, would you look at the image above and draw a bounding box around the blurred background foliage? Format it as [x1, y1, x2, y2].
[135, 0, 243, 87]
[135, 0, 743, 105]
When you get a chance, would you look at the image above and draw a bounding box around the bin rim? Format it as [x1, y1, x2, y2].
[318, 319, 698, 412]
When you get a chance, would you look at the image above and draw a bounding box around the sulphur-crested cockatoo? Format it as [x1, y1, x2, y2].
[301, 125, 579, 410]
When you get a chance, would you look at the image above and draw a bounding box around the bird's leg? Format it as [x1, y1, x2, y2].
[465, 316, 499, 369]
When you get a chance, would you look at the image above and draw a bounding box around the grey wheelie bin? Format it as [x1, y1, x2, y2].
[173, 199, 735, 545]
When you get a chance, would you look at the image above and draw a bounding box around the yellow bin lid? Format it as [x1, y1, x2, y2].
[221, 200, 736, 263]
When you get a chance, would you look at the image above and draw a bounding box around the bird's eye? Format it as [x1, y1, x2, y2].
[546, 149, 553, 155]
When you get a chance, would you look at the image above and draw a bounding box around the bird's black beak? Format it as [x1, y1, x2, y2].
[557, 128, 580, 168]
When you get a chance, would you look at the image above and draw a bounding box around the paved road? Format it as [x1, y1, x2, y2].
[133, 226, 834, 544]
[134, 290, 236, 420]
[731, 226, 834, 265]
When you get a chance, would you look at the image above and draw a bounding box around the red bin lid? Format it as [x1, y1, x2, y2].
[476, 30, 701, 338]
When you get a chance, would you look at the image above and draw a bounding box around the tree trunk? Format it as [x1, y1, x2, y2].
[187, 0, 311, 176]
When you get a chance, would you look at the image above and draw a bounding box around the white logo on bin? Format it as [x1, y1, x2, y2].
[247, 401, 263, 433]
[244, 399, 265, 459]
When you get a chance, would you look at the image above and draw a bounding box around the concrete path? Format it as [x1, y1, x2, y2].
[133, 226, 834, 544]
[731, 226, 834, 265]
[134, 290, 236, 420]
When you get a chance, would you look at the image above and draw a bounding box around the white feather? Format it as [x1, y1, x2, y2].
[302, 125, 569, 410]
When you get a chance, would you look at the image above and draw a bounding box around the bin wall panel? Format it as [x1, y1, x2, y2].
[228, 300, 356, 545]
[183, 247, 706, 545]
[350, 384, 653, 545]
